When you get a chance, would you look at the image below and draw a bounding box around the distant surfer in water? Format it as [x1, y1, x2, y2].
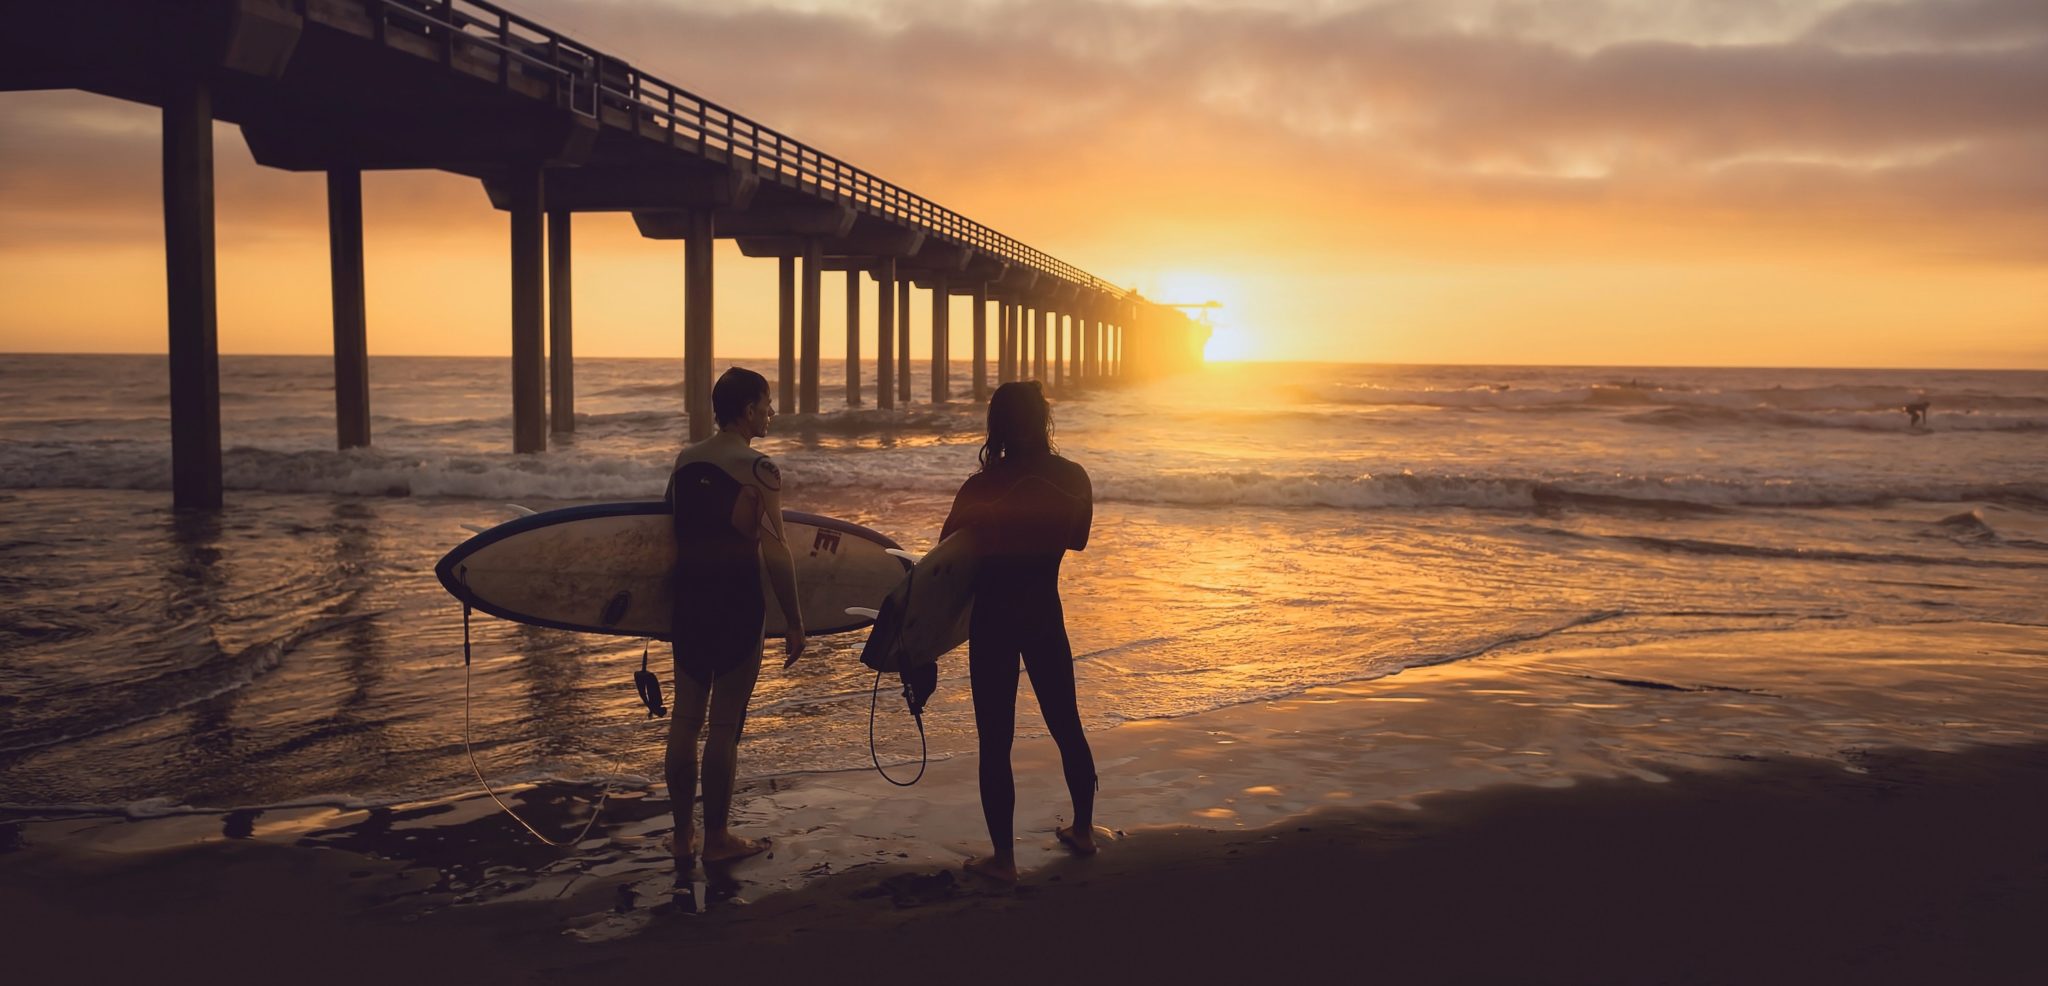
[941, 381, 1097, 883]
[663, 367, 806, 880]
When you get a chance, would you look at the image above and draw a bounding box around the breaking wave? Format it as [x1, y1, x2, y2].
[11, 438, 2044, 516]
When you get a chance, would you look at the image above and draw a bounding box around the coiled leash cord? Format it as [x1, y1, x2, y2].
[868, 667, 928, 786]
[462, 604, 628, 849]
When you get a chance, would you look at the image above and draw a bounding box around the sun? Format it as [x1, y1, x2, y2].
[1149, 271, 1254, 362]
[1203, 325, 1254, 361]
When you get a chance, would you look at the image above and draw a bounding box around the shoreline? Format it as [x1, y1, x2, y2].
[7, 619, 2047, 981]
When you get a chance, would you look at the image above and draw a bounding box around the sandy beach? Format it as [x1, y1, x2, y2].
[8, 619, 2044, 984]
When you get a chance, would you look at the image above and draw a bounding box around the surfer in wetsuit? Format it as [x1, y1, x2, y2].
[663, 367, 805, 879]
[941, 381, 1097, 883]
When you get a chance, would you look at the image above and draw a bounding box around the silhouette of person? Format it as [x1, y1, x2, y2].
[940, 381, 1096, 883]
[663, 367, 805, 885]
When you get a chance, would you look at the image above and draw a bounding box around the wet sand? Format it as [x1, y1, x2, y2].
[6, 621, 2046, 984]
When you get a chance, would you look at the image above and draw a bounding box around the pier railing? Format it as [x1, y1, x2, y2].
[320, 0, 1123, 297]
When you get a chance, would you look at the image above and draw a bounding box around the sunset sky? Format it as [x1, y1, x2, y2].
[2, 0, 2044, 366]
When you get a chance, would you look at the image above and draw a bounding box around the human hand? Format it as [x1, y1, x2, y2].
[783, 625, 807, 668]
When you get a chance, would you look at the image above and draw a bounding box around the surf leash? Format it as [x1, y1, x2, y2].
[868, 668, 928, 786]
[461, 604, 621, 848]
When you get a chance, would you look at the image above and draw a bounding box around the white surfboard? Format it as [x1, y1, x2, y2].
[858, 529, 979, 672]
[437, 502, 910, 638]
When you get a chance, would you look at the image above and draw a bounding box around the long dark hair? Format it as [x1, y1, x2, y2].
[978, 381, 1054, 470]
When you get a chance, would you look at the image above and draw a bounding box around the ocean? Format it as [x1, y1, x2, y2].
[3, 354, 2046, 817]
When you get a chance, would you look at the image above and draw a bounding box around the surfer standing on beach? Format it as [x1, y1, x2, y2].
[941, 381, 1097, 883]
[663, 367, 805, 879]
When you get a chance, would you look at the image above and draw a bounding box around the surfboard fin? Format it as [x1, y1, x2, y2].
[460, 523, 489, 535]
[504, 503, 536, 517]
[845, 607, 880, 620]
[884, 548, 922, 564]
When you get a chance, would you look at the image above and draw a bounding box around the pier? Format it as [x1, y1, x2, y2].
[3, 0, 1208, 508]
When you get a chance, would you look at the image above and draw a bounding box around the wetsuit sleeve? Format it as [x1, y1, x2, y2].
[941, 475, 983, 542]
[1068, 463, 1092, 551]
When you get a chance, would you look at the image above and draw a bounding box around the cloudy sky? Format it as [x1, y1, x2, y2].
[2, 0, 2043, 365]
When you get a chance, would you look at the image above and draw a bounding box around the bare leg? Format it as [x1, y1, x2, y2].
[1024, 626, 1096, 852]
[966, 635, 1022, 882]
[700, 651, 768, 862]
[665, 673, 710, 881]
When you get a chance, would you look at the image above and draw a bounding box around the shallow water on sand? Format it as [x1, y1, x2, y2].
[2, 357, 2045, 812]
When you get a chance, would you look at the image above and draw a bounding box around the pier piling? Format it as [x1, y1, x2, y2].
[930, 275, 950, 403]
[972, 282, 989, 401]
[327, 168, 370, 450]
[896, 279, 911, 404]
[1034, 306, 1049, 382]
[1055, 311, 1067, 390]
[164, 79, 222, 509]
[876, 257, 896, 410]
[684, 210, 714, 441]
[509, 167, 547, 454]
[778, 257, 795, 413]
[547, 207, 573, 434]
[845, 269, 861, 406]
[800, 238, 821, 414]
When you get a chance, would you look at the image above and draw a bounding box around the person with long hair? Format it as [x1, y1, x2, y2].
[940, 380, 1096, 883]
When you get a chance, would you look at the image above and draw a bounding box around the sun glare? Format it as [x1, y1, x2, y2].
[1204, 326, 1254, 361]
[1151, 271, 1254, 362]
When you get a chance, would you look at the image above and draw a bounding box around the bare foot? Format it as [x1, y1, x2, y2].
[1055, 824, 1099, 856]
[666, 828, 702, 862]
[962, 855, 1018, 884]
[701, 833, 770, 863]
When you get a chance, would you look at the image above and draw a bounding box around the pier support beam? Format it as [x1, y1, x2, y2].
[1084, 319, 1096, 384]
[327, 168, 370, 450]
[896, 278, 911, 403]
[1019, 305, 1032, 382]
[845, 269, 862, 406]
[996, 301, 1011, 384]
[548, 208, 573, 434]
[1081, 315, 1097, 385]
[165, 80, 222, 509]
[929, 275, 950, 403]
[800, 238, 822, 414]
[876, 258, 896, 410]
[1054, 311, 1066, 390]
[1034, 306, 1049, 382]
[972, 282, 989, 401]
[684, 210, 714, 440]
[1016, 305, 1028, 382]
[777, 257, 795, 413]
[509, 167, 547, 454]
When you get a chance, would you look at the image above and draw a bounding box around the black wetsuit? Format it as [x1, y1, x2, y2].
[941, 451, 1095, 845]
[666, 461, 765, 685]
